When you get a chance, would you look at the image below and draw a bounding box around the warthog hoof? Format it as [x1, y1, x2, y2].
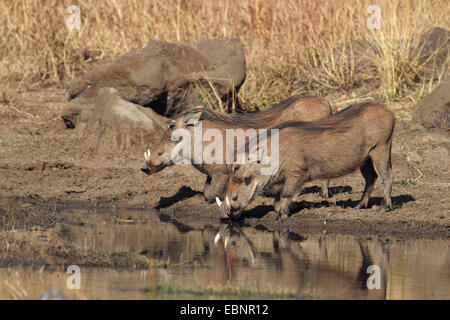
[355, 201, 369, 210]
[379, 202, 393, 212]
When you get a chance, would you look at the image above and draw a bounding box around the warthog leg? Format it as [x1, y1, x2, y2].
[276, 176, 306, 221]
[271, 182, 284, 214]
[356, 158, 377, 209]
[370, 144, 393, 211]
[320, 179, 330, 199]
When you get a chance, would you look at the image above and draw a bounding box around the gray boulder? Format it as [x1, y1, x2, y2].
[417, 27, 449, 79]
[65, 37, 246, 126]
[68, 88, 167, 154]
[412, 77, 450, 129]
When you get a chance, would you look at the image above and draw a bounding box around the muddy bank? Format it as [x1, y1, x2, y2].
[1, 181, 448, 243]
[0, 140, 449, 241]
[0, 87, 449, 248]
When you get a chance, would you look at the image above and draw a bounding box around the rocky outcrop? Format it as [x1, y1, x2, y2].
[412, 77, 450, 129]
[64, 37, 246, 128]
[68, 88, 167, 154]
[417, 27, 449, 79]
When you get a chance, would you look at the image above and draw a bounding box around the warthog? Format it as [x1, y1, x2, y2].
[219, 102, 395, 220]
[141, 96, 332, 204]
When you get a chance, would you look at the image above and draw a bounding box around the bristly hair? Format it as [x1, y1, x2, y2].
[178, 96, 321, 128]
[273, 102, 384, 133]
[240, 102, 388, 152]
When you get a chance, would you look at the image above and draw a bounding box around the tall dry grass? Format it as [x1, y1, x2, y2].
[0, 0, 448, 111]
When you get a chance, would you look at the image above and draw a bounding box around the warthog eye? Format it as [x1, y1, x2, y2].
[168, 121, 175, 129]
[171, 135, 181, 142]
[244, 177, 252, 186]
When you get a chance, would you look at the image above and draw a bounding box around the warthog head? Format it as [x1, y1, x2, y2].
[141, 110, 202, 175]
[217, 163, 260, 219]
[213, 224, 255, 264]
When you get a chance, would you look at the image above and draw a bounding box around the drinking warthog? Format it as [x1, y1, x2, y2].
[142, 96, 332, 204]
[219, 102, 395, 220]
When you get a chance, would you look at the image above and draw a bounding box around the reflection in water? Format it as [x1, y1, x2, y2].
[0, 208, 448, 299]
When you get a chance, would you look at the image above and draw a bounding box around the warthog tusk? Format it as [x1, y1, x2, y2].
[248, 248, 255, 264]
[225, 196, 231, 216]
[214, 232, 221, 244]
[216, 197, 222, 207]
[144, 149, 151, 162]
[250, 180, 258, 199]
[224, 236, 229, 248]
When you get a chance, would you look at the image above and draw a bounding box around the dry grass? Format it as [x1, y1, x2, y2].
[0, 0, 448, 112]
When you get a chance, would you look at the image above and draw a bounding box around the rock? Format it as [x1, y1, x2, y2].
[418, 144, 450, 170]
[62, 97, 94, 129]
[391, 150, 416, 179]
[419, 27, 449, 55]
[330, 28, 449, 77]
[417, 27, 449, 79]
[71, 88, 167, 154]
[293, 27, 448, 89]
[66, 37, 246, 124]
[292, 40, 376, 90]
[412, 77, 450, 129]
[332, 40, 376, 72]
[419, 128, 450, 145]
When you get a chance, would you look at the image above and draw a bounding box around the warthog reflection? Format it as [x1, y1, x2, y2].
[202, 224, 389, 299]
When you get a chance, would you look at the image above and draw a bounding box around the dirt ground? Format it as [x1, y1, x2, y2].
[0, 86, 449, 254]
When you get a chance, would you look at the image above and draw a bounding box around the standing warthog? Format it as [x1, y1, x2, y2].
[141, 96, 332, 204]
[219, 102, 395, 220]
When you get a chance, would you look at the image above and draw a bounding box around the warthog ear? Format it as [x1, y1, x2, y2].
[184, 111, 202, 127]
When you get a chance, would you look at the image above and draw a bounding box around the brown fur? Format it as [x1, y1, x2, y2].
[142, 96, 332, 205]
[222, 102, 395, 220]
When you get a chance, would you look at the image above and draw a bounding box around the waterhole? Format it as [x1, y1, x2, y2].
[0, 207, 448, 299]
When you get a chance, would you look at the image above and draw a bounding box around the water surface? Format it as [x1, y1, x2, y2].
[0, 207, 448, 299]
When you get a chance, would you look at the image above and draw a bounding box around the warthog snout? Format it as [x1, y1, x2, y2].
[216, 196, 243, 219]
[142, 147, 171, 175]
[140, 167, 151, 175]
